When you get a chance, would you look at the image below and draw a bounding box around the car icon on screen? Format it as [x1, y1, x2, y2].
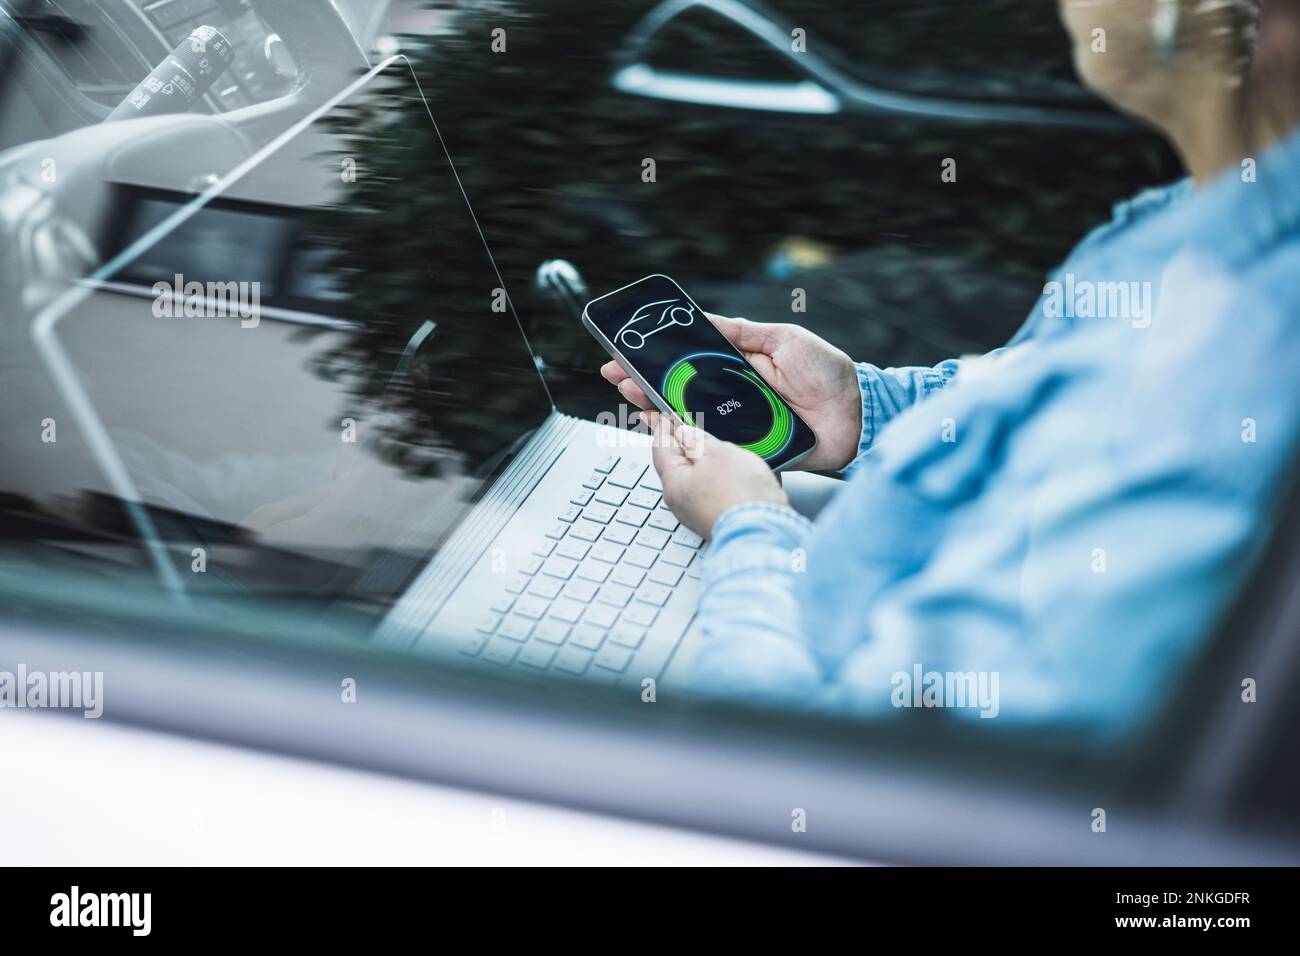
[614, 297, 696, 350]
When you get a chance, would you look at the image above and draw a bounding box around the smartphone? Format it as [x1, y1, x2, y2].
[582, 274, 818, 471]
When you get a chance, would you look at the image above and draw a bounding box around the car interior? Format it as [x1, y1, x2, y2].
[1, 0, 1297, 863]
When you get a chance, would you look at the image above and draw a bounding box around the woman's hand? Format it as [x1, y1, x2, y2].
[601, 314, 861, 471]
[649, 412, 791, 539]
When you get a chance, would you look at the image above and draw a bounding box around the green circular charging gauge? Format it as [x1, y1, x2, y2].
[662, 353, 794, 460]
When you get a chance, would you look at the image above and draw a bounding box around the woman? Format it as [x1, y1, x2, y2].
[601, 0, 1300, 733]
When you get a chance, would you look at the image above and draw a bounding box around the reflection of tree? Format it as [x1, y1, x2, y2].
[299, 75, 549, 480]
[302, 0, 1177, 477]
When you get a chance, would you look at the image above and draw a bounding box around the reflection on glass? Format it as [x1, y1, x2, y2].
[19, 63, 551, 615]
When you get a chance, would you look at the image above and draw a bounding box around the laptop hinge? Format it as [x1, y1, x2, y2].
[372, 411, 580, 648]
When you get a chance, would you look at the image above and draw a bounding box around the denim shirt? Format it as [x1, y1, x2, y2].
[690, 127, 1300, 736]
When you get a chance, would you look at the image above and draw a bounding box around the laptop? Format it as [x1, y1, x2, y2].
[30, 57, 706, 690]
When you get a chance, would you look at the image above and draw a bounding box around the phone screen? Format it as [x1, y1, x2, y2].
[584, 275, 817, 470]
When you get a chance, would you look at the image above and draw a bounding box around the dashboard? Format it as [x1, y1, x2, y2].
[134, 0, 298, 110]
[5, 0, 308, 130]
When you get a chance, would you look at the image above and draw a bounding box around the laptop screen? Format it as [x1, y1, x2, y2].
[31, 58, 553, 610]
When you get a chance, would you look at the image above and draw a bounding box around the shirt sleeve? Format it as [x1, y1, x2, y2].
[685, 359, 966, 701]
[687, 501, 824, 700]
[849, 359, 963, 470]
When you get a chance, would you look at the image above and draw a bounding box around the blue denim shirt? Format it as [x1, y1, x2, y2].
[691, 126, 1300, 736]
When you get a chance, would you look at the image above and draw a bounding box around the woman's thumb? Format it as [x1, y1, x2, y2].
[674, 420, 712, 461]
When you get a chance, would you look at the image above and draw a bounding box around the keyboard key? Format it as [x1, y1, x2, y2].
[512, 595, 549, 619]
[624, 545, 658, 569]
[639, 470, 663, 492]
[503, 573, 530, 594]
[461, 633, 488, 656]
[554, 646, 593, 675]
[607, 461, 647, 489]
[584, 503, 617, 524]
[594, 454, 621, 474]
[583, 604, 619, 628]
[519, 555, 544, 575]
[558, 505, 583, 523]
[556, 539, 591, 561]
[647, 511, 679, 533]
[609, 625, 645, 649]
[672, 527, 704, 549]
[544, 523, 569, 541]
[636, 583, 672, 607]
[570, 489, 594, 506]
[549, 599, 586, 623]
[541, 556, 578, 579]
[622, 604, 659, 627]
[635, 528, 670, 550]
[596, 583, 634, 608]
[482, 637, 520, 666]
[615, 505, 651, 528]
[629, 488, 660, 510]
[660, 544, 695, 568]
[527, 576, 564, 600]
[576, 560, 611, 583]
[533, 619, 570, 645]
[686, 560, 703, 579]
[594, 486, 628, 507]
[594, 645, 633, 673]
[570, 625, 605, 651]
[609, 566, 645, 588]
[590, 541, 625, 564]
[489, 594, 515, 613]
[602, 524, 637, 546]
[581, 472, 606, 490]
[569, 520, 604, 543]
[499, 616, 534, 641]
[563, 579, 599, 602]
[518, 642, 557, 669]
[647, 563, 684, 586]
[532, 539, 557, 557]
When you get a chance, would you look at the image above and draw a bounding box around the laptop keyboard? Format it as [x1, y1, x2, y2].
[460, 454, 704, 682]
